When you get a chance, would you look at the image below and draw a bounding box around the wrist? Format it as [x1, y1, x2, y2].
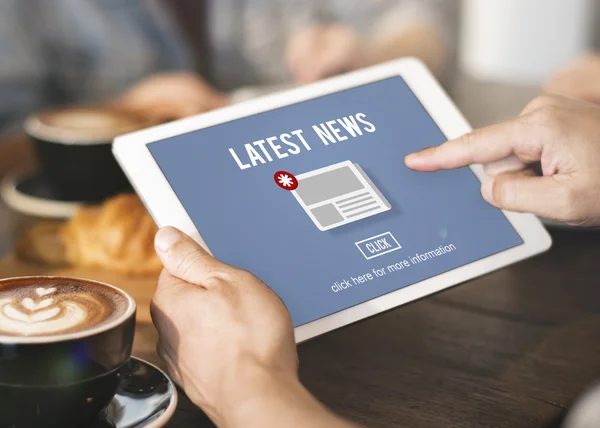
[207, 359, 354, 428]
[218, 362, 300, 427]
[220, 364, 354, 428]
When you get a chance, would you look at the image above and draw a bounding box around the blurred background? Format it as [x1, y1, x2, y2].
[2, 3, 600, 427]
[2, 0, 600, 253]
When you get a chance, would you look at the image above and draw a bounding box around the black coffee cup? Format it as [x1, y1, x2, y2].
[24, 107, 150, 203]
[0, 276, 136, 428]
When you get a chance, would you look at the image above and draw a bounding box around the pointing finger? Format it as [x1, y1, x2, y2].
[405, 117, 543, 172]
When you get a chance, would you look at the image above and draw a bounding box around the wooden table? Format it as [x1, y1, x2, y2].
[2, 229, 600, 427]
[2, 77, 600, 427]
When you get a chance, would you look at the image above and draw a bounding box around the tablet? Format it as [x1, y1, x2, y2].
[114, 59, 552, 343]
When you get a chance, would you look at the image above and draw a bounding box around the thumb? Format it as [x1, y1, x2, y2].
[482, 171, 567, 218]
[154, 227, 230, 287]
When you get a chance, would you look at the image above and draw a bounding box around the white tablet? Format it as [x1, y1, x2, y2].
[114, 59, 552, 343]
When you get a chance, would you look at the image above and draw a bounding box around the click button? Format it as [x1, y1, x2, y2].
[355, 232, 401, 260]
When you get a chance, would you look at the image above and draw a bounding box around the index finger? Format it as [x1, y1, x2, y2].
[404, 117, 540, 172]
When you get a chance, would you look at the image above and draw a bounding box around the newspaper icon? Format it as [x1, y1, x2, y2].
[291, 161, 391, 231]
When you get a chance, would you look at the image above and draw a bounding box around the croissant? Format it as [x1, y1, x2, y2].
[16, 194, 162, 276]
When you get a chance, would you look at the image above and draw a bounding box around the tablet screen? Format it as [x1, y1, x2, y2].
[148, 76, 523, 327]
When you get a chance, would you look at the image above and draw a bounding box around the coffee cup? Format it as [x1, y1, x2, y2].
[0, 276, 136, 428]
[24, 107, 149, 203]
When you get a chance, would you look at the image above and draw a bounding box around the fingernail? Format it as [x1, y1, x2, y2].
[155, 227, 183, 253]
[481, 179, 494, 202]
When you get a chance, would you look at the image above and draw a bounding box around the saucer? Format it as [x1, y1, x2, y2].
[0, 171, 83, 219]
[93, 357, 178, 428]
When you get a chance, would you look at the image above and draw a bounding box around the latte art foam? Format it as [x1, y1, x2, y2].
[0, 281, 129, 338]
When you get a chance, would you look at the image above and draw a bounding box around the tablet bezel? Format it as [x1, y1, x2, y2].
[113, 58, 552, 343]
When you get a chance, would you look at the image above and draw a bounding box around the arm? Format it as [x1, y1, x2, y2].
[367, 24, 446, 77]
[113, 72, 228, 123]
[109, 1, 228, 122]
[365, 1, 448, 76]
[152, 227, 358, 428]
[328, 0, 448, 74]
[222, 366, 356, 428]
[285, 0, 448, 83]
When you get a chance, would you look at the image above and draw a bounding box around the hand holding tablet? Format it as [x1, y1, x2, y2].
[114, 59, 551, 342]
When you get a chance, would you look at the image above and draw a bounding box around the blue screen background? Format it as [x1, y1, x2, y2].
[149, 77, 523, 327]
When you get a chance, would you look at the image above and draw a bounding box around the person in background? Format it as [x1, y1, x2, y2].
[0, 0, 449, 176]
[151, 94, 600, 427]
[215, 0, 449, 89]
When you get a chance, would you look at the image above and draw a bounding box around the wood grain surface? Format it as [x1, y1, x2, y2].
[1, 77, 598, 427]
[1, 228, 600, 427]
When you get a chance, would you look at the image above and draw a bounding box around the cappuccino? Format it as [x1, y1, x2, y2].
[0, 276, 136, 427]
[0, 278, 132, 341]
[23, 106, 150, 202]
